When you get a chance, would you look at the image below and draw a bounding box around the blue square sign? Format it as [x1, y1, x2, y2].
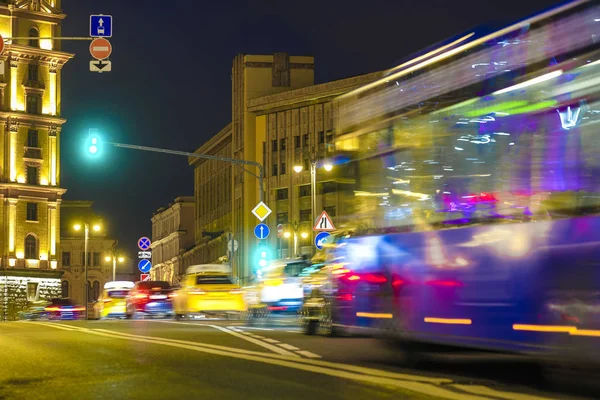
[90, 15, 112, 38]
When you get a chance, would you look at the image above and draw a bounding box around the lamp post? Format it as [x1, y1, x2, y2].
[74, 222, 101, 320]
[293, 155, 333, 248]
[105, 253, 125, 282]
[284, 221, 309, 257]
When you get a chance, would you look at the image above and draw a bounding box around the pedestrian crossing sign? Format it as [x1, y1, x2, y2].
[313, 210, 336, 231]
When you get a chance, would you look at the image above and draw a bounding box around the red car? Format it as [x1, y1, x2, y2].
[125, 281, 175, 319]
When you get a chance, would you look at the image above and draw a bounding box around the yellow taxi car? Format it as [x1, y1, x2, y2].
[92, 281, 135, 319]
[173, 264, 246, 320]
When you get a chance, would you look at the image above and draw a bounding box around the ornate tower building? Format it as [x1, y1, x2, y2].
[0, 0, 73, 318]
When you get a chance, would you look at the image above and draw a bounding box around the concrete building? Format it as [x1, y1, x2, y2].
[59, 201, 134, 305]
[184, 125, 233, 275]
[188, 52, 384, 283]
[0, 1, 73, 319]
[150, 196, 194, 285]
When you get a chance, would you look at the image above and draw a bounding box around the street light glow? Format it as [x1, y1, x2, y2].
[301, 232, 309, 239]
[118, 256, 125, 263]
[73, 224, 81, 231]
[293, 165, 303, 173]
[105, 256, 111, 262]
[323, 163, 333, 172]
[93, 224, 101, 232]
[284, 231, 291, 238]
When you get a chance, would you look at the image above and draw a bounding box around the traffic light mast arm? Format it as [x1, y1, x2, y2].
[105, 141, 265, 202]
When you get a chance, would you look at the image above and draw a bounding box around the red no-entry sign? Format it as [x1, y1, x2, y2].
[0, 34, 5, 56]
[89, 38, 112, 60]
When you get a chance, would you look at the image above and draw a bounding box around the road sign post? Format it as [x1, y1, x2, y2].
[254, 223, 270, 240]
[227, 239, 239, 253]
[313, 210, 336, 231]
[252, 202, 272, 222]
[138, 237, 151, 251]
[315, 231, 331, 250]
[90, 37, 112, 60]
[138, 259, 152, 273]
[140, 273, 150, 282]
[90, 15, 113, 38]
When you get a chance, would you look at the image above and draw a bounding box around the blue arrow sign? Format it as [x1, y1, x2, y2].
[315, 231, 331, 250]
[138, 259, 152, 273]
[90, 15, 113, 38]
[254, 223, 270, 240]
[138, 237, 151, 251]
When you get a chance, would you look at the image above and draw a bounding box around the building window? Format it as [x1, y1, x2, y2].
[26, 94, 40, 114]
[300, 209, 311, 222]
[281, 162, 286, 175]
[28, 27, 39, 48]
[61, 281, 69, 298]
[271, 140, 278, 152]
[27, 64, 38, 82]
[92, 281, 100, 301]
[27, 282, 38, 301]
[27, 166, 38, 185]
[280, 138, 286, 150]
[320, 181, 338, 194]
[324, 206, 337, 217]
[272, 164, 278, 176]
[82, 252, 91, 266]
[318, 131, 325, 144]
[27, 130, 38, 147]
[276, 188, 288, 200]
[303, 134, 309, 147]
[93, 252, 100, 266]
[62, 252, 71, 267]
[303, 158, 309, 171]
[25, 234, 38, 259]
[326, 131, 334, 143]
[299, 185, 311, 197]
[26, 203, 37, 221]
[277, 212, 289, 224]
[294, 136, 300, 148]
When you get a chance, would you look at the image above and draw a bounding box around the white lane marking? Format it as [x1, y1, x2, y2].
[451, 385, 556, 400]
[242, 332, 253, 335]
[278, 343, 300, 351]
[38, 322, 453, 384]
[208, 325, 298, 357]
[36, 326, 485, 400]
[295, 350, 322, 359]
[285, 330, 301, 333]
[252, 335, 266, 339]
[263, 338, 280, 344]
[237, 326, 273, 331]
[26, 321, 77, 331]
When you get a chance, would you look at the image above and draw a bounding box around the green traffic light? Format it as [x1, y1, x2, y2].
[89, 144, 98, 154]
[259, 259, 267, 267]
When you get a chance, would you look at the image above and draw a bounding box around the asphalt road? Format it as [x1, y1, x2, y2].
[0, 318, 595, 400]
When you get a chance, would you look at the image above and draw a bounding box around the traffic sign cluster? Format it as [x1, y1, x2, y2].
[89, 15, 113, 73]
[137, 236, 152, 276]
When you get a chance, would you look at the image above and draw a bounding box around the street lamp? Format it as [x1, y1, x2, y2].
[284, 221, 309, 257]
[73, 222, 101, 320]
[105, 254, 125, 282]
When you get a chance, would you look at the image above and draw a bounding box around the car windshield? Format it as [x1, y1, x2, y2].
[195, 276, 233, 285]
[108, 290, 129, 298]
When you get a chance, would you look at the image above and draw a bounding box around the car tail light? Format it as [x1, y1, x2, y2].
[426, 279, 463, 287]
[336, 293, 353, 301]
[191, 290, 206, 295]
[229, 289, 243, 295]
[72, 307, 85, 311]
[134, 293, 149, 299]
[339, 272, 388, 284]
[268, 306, 288, 311]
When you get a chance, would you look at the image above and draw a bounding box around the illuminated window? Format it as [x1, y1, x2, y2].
[61, 281, 69, 298]
[27, 282, 38, 301]
[28, 27, 39, 48]
[25, 234, 38, 259]
[26, 203, 38, 221]
[62, 252, 71, 267]
[27, 64, 38, 82]
[26, 94, 40, 114]
[27, 130, 38, 147]
[26, 166, 38, 185]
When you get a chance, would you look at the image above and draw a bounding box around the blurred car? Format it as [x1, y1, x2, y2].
[125, 280, 175, 319]
[92, 281, 135, 319]
[246, 258, 310, 321]
[44, 298, 85, 320]
[173, 264, 246, 320]
[18, 300, 52, 320]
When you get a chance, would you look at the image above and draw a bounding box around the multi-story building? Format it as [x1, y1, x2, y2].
[150, 196, 194, 285]
[188, 52, 384, 283]
[59, 201, 134, 305]
[183, 125, 233, 275]
[0, 0, 73, 319]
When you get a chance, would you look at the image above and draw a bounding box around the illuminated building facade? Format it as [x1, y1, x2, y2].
[59, 201, 134, 305]
[0, 0, 72, 318]
[150, 196, 194, 285]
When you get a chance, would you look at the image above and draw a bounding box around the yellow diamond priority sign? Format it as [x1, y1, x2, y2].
[252, 201, 272, 222]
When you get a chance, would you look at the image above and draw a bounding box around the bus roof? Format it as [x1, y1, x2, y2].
[186, 264, 231, 275]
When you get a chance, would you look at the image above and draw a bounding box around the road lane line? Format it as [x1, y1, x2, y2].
[34, 323, 454, 385]
[50, 327, 485, 400]
[295, 350, 322, 359]
[263, 338, 280, 344]
[208, 325, 299, 357]
[237, 327, 273, 331]
[278, 343, 300, 351]
[285, 330, 301, 333]
[450, 385, 556, 400]
[26, 321, 78, 331]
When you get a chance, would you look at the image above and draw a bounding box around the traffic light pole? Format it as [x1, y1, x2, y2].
[104, 141, 265, 202]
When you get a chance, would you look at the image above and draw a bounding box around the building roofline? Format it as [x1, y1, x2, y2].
[152, 196, 194, 217]
[189, 123, 232, 166]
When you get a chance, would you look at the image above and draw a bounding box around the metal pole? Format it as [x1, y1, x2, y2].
[311, 162, 317, 246]
[84, 223, 89, 321]
[112, 256, 116, 282]
[293, 232, 298, 258]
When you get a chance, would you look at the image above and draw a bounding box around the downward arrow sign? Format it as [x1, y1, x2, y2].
[95, 61, 108, 70]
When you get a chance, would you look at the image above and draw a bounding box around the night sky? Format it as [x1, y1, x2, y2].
[59, 0, 562, 258]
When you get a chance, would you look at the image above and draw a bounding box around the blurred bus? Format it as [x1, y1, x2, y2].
[309, 0, 600, 370]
